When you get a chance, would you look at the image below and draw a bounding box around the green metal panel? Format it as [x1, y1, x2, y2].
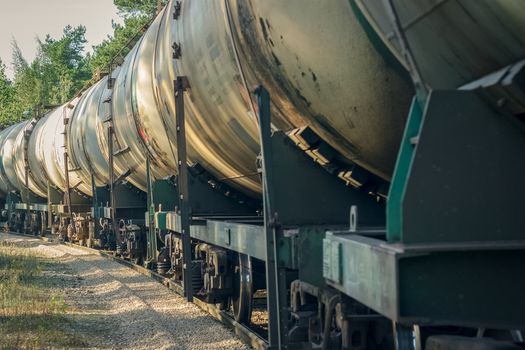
[47, 184, 63, 206]
[31, 204, 48, 212]
[401, 90, 525, 243]
[324, 232, 398, 319]
[323, 238, 340, 284]
[295, 227, 329, 287]
[94, 207, 104, 219]
[386, 98, 423, 243]
[388, 86, 525, 244]
[324, 232, 525, 329]
[154, 211, 168, 230]
[264, 131, 384, 227]
[327, 87, 525, 329]
[15, 203, 29, 210]
[152, 179, 178, 212]
[149, 209, 312, 268]
[191, 220, 266, 262]
[97, 183, 146, 221]
[398, 249, 525, 328]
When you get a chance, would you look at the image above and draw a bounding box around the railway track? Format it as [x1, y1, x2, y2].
[6, 231, 268, 350]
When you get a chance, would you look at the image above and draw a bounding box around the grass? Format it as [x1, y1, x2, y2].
[0, 240, 87, 349]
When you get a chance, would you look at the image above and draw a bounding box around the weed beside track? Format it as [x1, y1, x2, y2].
[0, 240, 86, 349]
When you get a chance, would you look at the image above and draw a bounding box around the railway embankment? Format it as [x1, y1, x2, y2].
[0, 233, 249, 350]
[0, 234, 85, 349]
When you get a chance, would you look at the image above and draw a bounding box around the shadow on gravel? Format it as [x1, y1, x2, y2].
[0, 238, 89, 349]
[1, 234, 250, 349]
[0, 314, 88, 349]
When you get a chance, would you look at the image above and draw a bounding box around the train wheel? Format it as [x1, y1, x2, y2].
[394, 323, 421, 350]
[231, 253, 253, 324]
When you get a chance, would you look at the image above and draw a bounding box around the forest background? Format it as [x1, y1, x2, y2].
[0, 0, 166, 127]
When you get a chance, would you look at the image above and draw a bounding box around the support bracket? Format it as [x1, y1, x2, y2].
[175, 76, 193, 301]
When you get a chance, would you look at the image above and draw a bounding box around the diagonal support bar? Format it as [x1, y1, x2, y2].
[255, 85, 286, 349]
[146, 157, 157, 264]
[175, 76, 193, 302]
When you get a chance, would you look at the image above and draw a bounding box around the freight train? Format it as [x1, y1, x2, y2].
[1, 1, 524, 349]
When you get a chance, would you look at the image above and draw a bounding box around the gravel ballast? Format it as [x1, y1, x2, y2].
[0, 232, 250, 350]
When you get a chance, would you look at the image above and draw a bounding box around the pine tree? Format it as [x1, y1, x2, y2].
[0, 58, 17, 127]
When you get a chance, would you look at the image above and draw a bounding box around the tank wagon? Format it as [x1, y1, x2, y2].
[0, 0, 524, 349]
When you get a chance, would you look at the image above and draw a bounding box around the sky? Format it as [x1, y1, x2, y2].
[0, 0, 121, 78]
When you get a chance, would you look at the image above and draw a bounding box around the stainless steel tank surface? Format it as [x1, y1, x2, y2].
[3, 0, 415, 200]
[108, 14, 171, 192]
[112, 0, 414, 198]
[226, 0, 414, 181]
[0, 123, 23, 195]
[68, 78, 110, 192]
[28, 109, 64, 195]
[33, 107, 68, 194]
[148, 0, 263, 195]
[62, 97, 94, 196]
[2, 121, 30, 195]
[27, 116, 52, 195]
[13, 118, 48, 198]
[354, 0, 525, 89]
[28, 103, 93, 197]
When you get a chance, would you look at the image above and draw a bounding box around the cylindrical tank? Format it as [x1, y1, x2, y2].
[27, 118, 50, 194]
[0, 0, 417, 201]
[0, 124, 22, 195]
[109, 27, 171, 192]
[353, 0, 525, 89]
[27, 103, 93, 198]
[67, 78, 110, 192]
[28, 108, 66, 195]
[63, 97, 94, 196]
[226, 0, 414, 181]
[13, 119, 48, 198]
[102, 0, 413, 198]
[157, 0, 263, 195]
[1, 122, 29, 194]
